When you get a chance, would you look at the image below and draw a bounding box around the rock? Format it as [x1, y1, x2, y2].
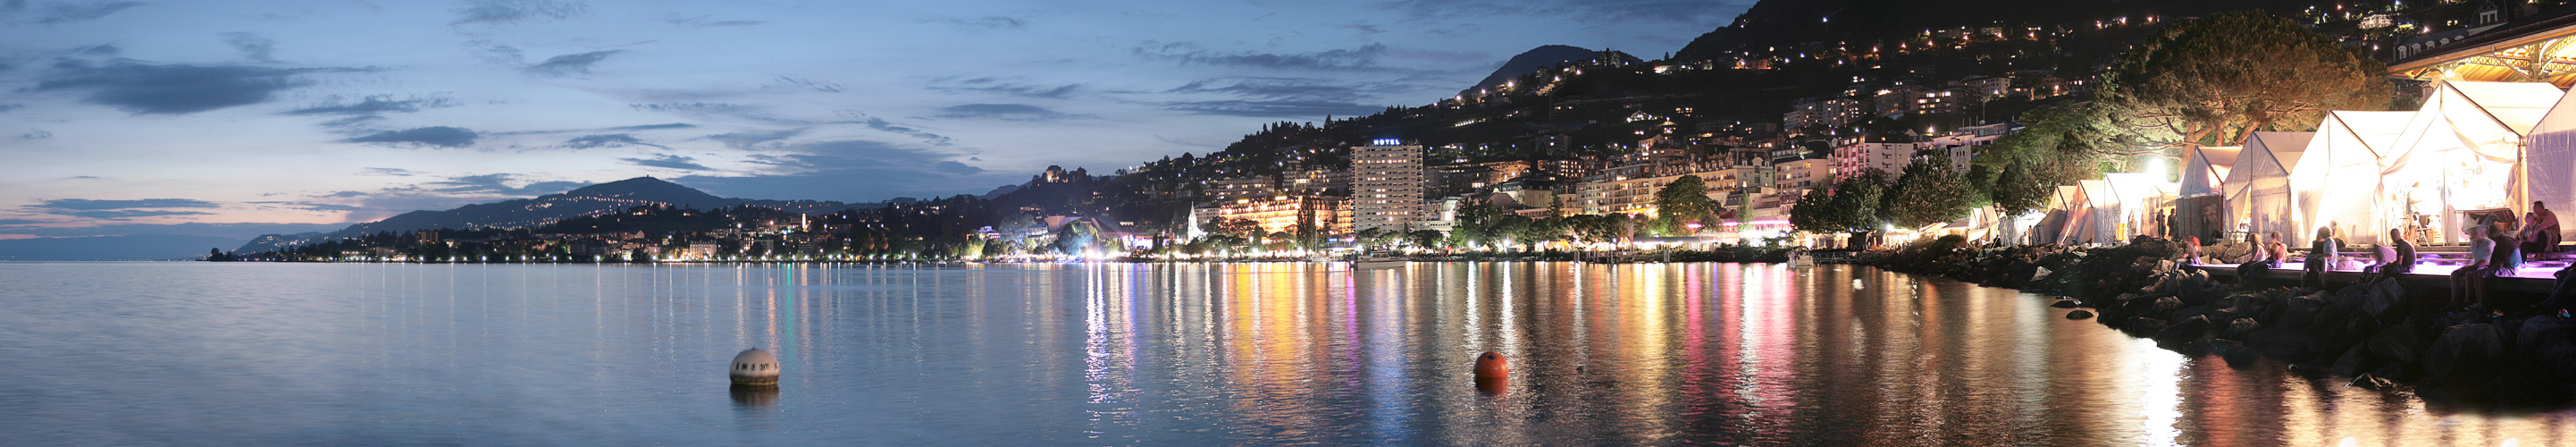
[2067, 309, 2094, 320]
[2209, 339, 2260, 367]
[2051, 299, 2079, 308]
[2226, 318, 2263, 341]
[2518, 316, 2576, 381]
[2278, 293, 2327, 330]
[2126, 317, 2169, 338]
[2249, 327, 2320, 360]
[2154, 296, 2186, 315]
[2425, 324, 2506, 382]
[2360, 279, 2404, 319]
[2349, 373, 2396, 389]
[2154, 315, 2213, 347]
[2366, 325, 2429, 365]
[2030, 266, 2051, 281]
[2329, 344, 2375, 377]
[2370, 362, 2412, 383]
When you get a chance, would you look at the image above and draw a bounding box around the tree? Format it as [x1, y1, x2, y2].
[1990, 161, 2053, 218]
[1655, 175, 1719, 234]
[1882, 161, 1976, 228]
[1790, 189, 1837, 234]
[2097, 11, 2390, 155]
[1405, 230, 1446, 250]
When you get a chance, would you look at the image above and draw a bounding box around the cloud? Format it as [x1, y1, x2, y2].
[28, 1, 142, 24]
[1134, 41, 1389, 71]
[682, 139, 989, 202]
[765, 75, 842, 93]
[319, 115, 383, 129]
[47, 209, 213, 219]
[925, 15, 1025, 29]
[627, 102, 743, 113]
[358, 167, 419, 176]
[704, 129, 800, 150]
[620, 154, 709, 170]
[667, 15, 763, 28]
[0, 222, 348, 239]
[19, 129, 48, 139]
[524, 50, 620, 78]
[605, 122, 692, 131]
[562, 133, 664, 149]
[931, 103, 1085, 122]
[246, 201, 367, 212]
[0, 104, 21, 113]
[341, 126, 478, 148]
[450, 0, 586, 26]
[1336, 21, 1385, 35]
[30, 198, 219, 210]
[1379, 0, 1754, 26]
[281, 94, 455, 115]
[73, 43, 117, 55]
[925, 77, 1081, 98]
[835, 111, 951, 146]
[221, 32, 276, 62]
[1159, 77, 1389, 118]
[425, 173, 583, 196]
[35, 62, 362, 114]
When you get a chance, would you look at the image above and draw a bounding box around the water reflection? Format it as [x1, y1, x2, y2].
[17, 262, 2576, 444]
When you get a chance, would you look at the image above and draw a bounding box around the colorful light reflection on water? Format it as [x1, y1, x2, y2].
[4, 262, 2575, 444]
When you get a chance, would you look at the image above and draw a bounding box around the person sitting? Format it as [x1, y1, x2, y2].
[2382, 228, 2416, 275]
[2178, 236, 2203, 266]
[2451, 222, 2496, 308]
[2236, 232, 2274, 283]
[2265, 232, 2289, 269]
[2523, 200, 2562, 259]
[2303, 226, 2340, 289]
[2480, 225, 2525, 313]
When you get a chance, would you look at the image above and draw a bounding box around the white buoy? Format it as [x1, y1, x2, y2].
[731, 348, 780, 387]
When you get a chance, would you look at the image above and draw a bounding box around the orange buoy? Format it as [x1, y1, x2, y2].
[1473, 351, 1508, 379]
[1474, 376, 1509, 395]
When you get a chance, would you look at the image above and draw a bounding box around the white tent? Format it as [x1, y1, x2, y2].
[2046, 185, 2087, 244]
[2180, 146, 2240, 198]
[2079, 179, 2125, 244]
[2376, 80, 2561, 244]
[2222, 131, 2313, 245]
[2524, 82, 2576, 244]
[2289, 111, 2411, 245]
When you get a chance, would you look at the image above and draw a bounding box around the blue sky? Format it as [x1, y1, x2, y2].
[0, 0, 1752, 240]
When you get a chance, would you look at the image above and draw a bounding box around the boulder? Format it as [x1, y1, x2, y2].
[2329, 344, 2375, 377]
[2249, 327, 2320, 359]
[2208, 339, 2260, 367]
[2126, 317, 2169, 338]
[2154, 315, 2214, 347]
[2226, 318, 2262, 341]
[2371, 362, 2413, 383]
[2518, 316, 2576, 381]
[2153, 296, 2186, 315]
[2359, 279, 2404, 319]
[2349, 373, 2396, 389]
[2425, 324, 2506, 382]
[2051, 299, 2079, 308]
[2365, 325, 2429, 365]
[2066, 309, 2094, 320]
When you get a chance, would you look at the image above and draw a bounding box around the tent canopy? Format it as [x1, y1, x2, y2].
[2290, 111, 2412, 245]
[2526, 79, 2576, 245]
[2379, 80, 2563, 244]
[2181, 146, 2240, 198]
[2223, 131, 2314, 245]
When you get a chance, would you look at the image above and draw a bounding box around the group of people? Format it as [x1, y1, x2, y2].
[2209, 201, 2570, 316]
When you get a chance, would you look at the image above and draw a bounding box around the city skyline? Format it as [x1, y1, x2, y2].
[0, 0, 1756, 240]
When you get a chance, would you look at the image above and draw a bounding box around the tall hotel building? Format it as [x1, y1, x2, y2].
[1351, 139, 1424, 232]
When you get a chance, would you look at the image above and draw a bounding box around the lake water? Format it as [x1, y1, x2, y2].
[4, 262, 2574, 445]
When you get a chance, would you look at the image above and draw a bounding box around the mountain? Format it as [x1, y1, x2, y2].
[234, 177, 867, 253]
[0, 234, 244, 261]
[1464, 45, 1638, 97]
[1673, 0, 2328, 62]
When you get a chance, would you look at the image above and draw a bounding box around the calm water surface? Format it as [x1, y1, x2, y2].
[3, 262, 2573, 445]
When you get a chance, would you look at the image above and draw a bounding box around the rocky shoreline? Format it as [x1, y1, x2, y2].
[1859, 235, 2576, 409]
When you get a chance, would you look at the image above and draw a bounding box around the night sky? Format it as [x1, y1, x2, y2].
[0, 0, 1752, 240]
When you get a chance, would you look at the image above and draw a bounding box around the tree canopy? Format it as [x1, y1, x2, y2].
[2097, 11, 2390, 154]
